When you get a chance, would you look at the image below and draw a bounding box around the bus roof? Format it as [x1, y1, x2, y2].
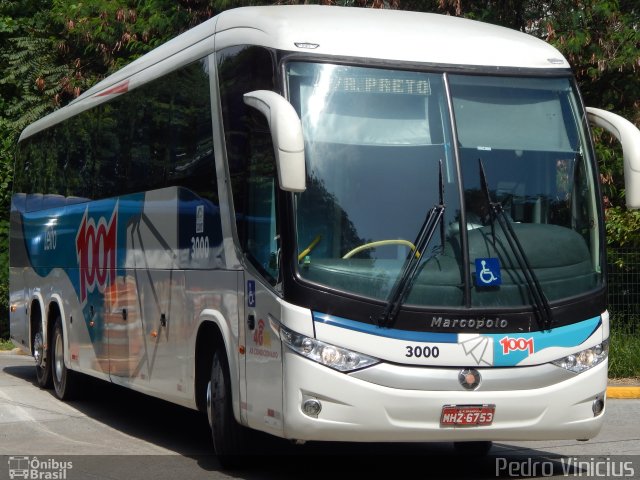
[215, 5, 568, 69]
[21, 5, 570, 141]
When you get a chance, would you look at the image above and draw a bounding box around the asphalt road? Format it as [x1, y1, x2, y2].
[1, 353, 639, 479]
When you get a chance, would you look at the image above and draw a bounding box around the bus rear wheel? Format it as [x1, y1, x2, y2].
[208, 349, 248, 468]
[51, 317, 79, 400]
[34, 324, 52, 389]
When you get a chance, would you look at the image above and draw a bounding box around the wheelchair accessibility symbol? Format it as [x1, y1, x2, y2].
[247, 280, 256, 307]
[475, 258, 501, 287]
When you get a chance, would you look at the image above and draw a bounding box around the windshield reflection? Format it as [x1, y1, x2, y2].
[286, 62, 602, 310]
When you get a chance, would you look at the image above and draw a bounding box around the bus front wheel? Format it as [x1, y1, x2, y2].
[208, 349, 247, 468]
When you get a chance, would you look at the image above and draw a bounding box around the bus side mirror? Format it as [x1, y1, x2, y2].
[243, 90, 306, 192]
[586, 107, 640, 209]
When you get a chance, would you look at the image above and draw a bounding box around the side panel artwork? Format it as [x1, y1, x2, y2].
[9, 186, 228, 406]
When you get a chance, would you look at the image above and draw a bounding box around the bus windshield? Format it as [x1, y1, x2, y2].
[286, 62, 602, 309]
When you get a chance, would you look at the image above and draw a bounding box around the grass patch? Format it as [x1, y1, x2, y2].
[0, 337, 14, 351]
[608, 320, 640, 379]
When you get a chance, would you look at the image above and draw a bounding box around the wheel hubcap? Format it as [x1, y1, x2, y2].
[34, 332, 44, 368]
[54, 332, 64, 383]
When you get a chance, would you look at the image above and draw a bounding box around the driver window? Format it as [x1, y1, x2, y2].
[243, 111, 279, 282]
[218, 45, 280, 284]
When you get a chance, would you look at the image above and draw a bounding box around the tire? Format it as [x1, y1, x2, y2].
[51, 316, 79, 400]
[453, 441, 493, 456]
[208, 349, 248, 468]
[34, 323, 52, 389]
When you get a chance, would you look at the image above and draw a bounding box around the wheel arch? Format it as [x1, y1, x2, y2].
[47, 296, 69, 367]
[194, 310, 241, 422]
[28, 293, 45, 355]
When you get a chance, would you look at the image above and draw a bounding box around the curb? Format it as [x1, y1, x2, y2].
[607, 386, 640, 399]
[0, 347, 27, 356]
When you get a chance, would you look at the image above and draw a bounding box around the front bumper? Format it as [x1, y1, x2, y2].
[282, 351, 607, 442]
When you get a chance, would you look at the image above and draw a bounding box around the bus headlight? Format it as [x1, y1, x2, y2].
[280, 326, 379, 372]
[551, 340, 608, 373]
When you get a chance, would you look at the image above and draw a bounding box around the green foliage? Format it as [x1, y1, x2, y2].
[606, 207, 640, 248]
[50, 0, 191, 73]
[0, 218, 7, 339]
[545, 1, 640, 233]
[608, 317, 640, 378]
[0, 125, 12, 216]
[1, 36, 72, 132]
[0, 121, 12, 339]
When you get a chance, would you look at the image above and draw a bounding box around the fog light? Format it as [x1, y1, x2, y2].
[592, 396, 605, 416]
[302, 399, 322, 418]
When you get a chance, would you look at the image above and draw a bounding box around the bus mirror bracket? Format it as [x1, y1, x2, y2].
[586, 107, 640, 209]
[243, 90, 306, 192]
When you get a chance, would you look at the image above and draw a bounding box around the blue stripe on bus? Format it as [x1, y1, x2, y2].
[487, 315, 602, 366]
[312, 311, 459, 343]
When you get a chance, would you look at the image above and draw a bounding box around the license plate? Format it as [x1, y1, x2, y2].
[440, 404, 495, 427]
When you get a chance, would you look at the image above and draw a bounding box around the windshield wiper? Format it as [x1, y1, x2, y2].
[377, 161, 446, 328]
[478, 159, 553, 330]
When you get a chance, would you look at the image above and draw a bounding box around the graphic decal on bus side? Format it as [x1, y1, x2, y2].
[253, 318, 271, 347]
[499, 336, 534, 355]
[249, 318, 279, 359]
[16, 186, 225, 377]
[487, 316, 601, 367]
[460, 336, 493, 366]
[76, 203, 118, 303]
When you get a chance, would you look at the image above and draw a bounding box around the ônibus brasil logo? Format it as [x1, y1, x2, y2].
[75, 205, 118, 303]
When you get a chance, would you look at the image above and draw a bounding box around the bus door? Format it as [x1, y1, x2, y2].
[238, 130, 284, 436]
[243, 272, 284, 436]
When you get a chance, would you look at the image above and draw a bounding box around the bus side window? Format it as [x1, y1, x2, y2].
[218, 45, 279, 284]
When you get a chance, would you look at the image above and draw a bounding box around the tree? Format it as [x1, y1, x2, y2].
[544, 0, 640, 247]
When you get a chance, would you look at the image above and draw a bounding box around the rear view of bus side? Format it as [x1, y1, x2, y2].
[9, 5, 640, 461]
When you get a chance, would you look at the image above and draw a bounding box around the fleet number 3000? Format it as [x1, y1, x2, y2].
[405, 345, 440, 358]
[190, 235, 210, 259]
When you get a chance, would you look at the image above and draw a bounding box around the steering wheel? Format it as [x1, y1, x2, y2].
[342, 239, 418, 259]
[298, 235, 322, 262]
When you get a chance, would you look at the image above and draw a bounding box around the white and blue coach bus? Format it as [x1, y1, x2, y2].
[9, 5, 640, 461]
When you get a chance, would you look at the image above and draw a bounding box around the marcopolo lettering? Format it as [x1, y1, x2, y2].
[431, 316, 509, 330]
